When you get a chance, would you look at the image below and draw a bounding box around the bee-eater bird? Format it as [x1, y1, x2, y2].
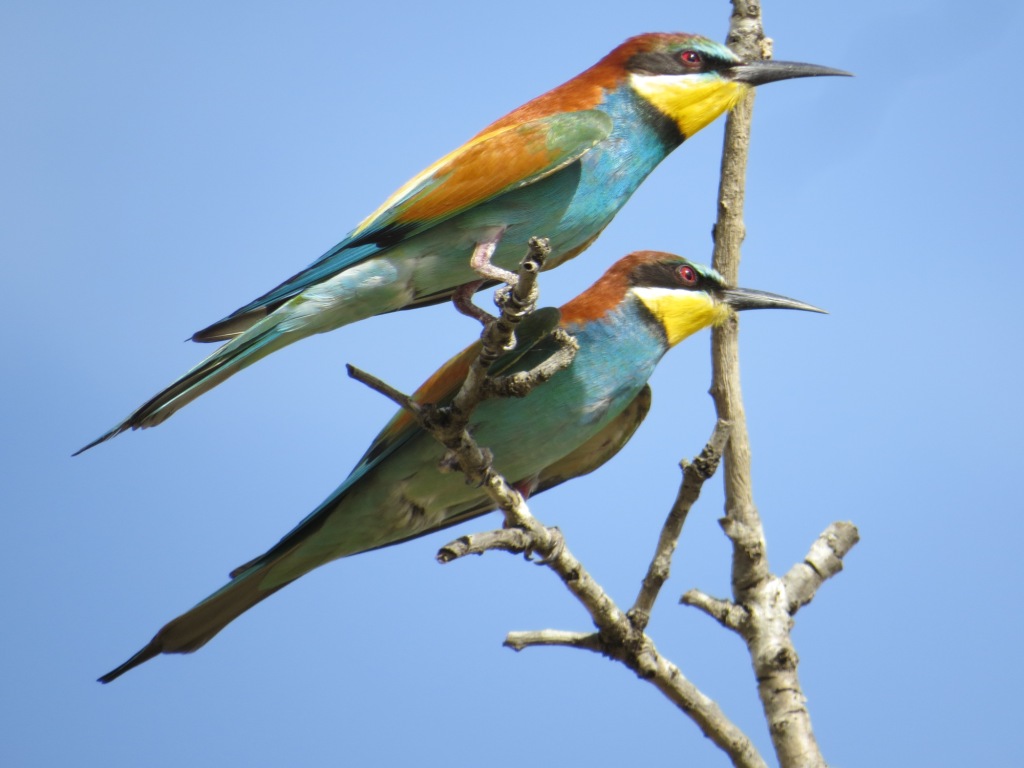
[75, 33, 847, 454]
[98, 250, 824, 682]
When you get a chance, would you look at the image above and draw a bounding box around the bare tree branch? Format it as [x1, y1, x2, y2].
[504, 630, 601, 652]
[645, 652, 767, 768]
[450, 236, 551, 416]
[419, 6, 861, 765]
[506, 629, 767, 768]
[346, 364, 420, 413]
[352, 4, 862, 759]
[629, 420, 732, 632]
[481, 330, 577, 400]
[695, 4, 861, 767]
[712, 1, 770, 593]
[350, 237, 766, 768]
[782, 522, 860, 614]
[681, 588, 749, 631]
[710, 3, 829, 762]
[438, 527, 537, 562]
[438, 418, 766, 768]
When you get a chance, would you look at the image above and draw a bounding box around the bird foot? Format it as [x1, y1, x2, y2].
[493, 284, 536, 322]
[470, 230, 517, 286]
[438, 446, 493, 485]
[527, 526, 565, 565]
[452, 281, 495, 325]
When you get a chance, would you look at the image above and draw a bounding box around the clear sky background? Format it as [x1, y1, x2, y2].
[4, 1, 1022, 765]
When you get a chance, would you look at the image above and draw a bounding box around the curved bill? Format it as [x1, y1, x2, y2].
[727, 59, 853, 86]
[721, 287, 827, 314]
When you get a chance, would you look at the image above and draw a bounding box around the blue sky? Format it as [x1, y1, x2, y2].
[4, 1, 1022, 765]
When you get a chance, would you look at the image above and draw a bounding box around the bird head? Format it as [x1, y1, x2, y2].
[622, 33, 851, 139]
[481, 33, 848, 143]
[561, 251, 824, 347]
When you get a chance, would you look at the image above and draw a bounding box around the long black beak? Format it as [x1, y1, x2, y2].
[721, 287, 826, 314]
[728, 59, 852, 86]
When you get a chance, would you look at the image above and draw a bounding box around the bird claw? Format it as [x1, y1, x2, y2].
[526, 526, 565, 565]
[452, 281, 496, 325]
[437, 451, 461, 474]
[494, 284, 537, 321]
[439, 447, 493, 486]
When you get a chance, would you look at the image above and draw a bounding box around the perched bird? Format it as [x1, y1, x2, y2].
[76, 33, 847, 453]
[98, 250, 824, 682]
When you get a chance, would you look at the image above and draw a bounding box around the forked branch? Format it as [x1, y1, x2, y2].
[691, 4, 861, 767]
[351, 238, 766, 768]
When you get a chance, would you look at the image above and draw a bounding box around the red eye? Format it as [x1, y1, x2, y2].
[677, 265, 698, 285]
[679, 50, 703, 68]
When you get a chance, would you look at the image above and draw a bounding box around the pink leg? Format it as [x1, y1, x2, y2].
[513, 477, 538, 500]
[452, 231, 515, 324]
[469, 230, 516, 285]
[452, 279, 490, 323]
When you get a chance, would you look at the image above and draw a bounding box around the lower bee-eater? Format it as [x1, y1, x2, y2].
[76, 33, 847, 453]
[98, 250, 824, 682]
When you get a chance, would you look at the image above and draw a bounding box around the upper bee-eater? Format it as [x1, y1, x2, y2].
[76, 33, 846, 454]
[98, 250, 824, 682]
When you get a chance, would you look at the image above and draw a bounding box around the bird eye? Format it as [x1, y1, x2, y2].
[679, 50, 703, 68]
[677, 265, 698, 285]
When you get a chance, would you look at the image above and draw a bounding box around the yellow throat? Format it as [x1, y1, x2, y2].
[633, 287, 732, 347]
[629, 73, 748, 138]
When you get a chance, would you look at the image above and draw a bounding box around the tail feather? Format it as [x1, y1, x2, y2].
[74, 325, 289, 455]
[76, 254, 413, 454]
[98, 562, 295, 683]
[190, 307, 270, 343]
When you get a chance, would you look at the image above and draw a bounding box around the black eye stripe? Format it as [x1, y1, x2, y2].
[632, 261, 703, 290]
[626, 49, 729, 76]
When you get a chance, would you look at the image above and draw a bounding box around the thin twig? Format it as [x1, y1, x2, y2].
[437, 403, 762, 767]
[681, 588, 749, 631]
[482, 329, 578, 400]
[451, 237, 552, 416]
[629, 420, 732, 632]
[782, 522, 860, 614]
[504, 630, 601, 652]
[351, 236, 764, 767]
[345, 364, 420, 413]
[438, 527, 544, 563]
